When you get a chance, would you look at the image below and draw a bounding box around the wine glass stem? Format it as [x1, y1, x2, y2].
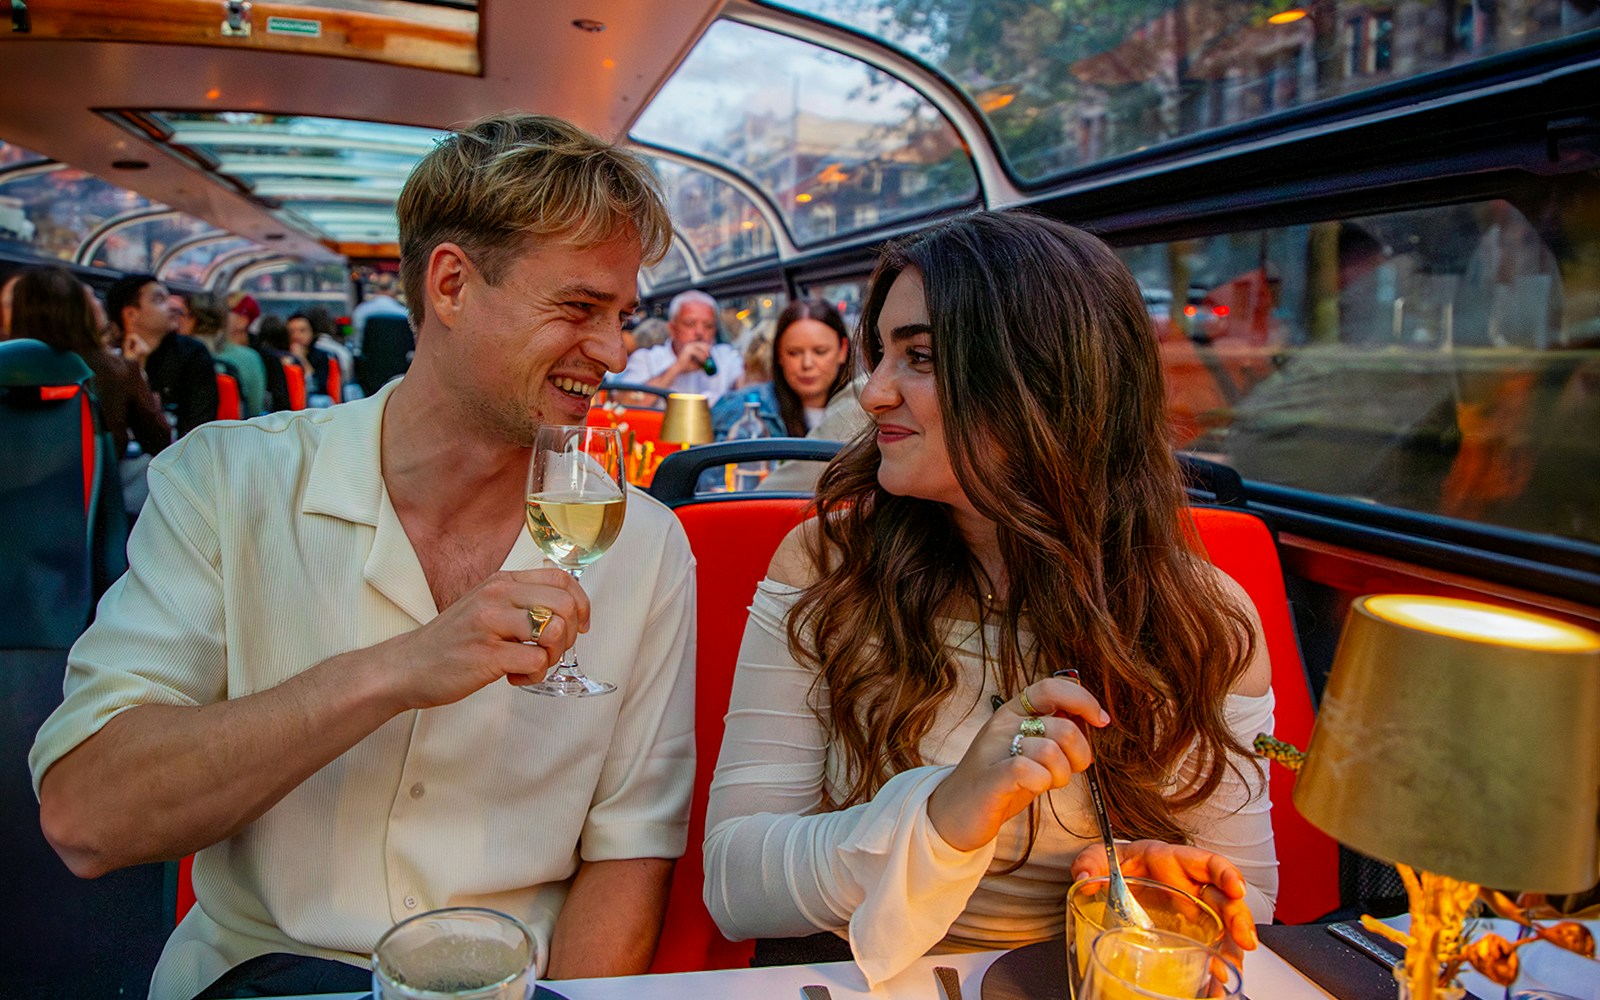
[554, 567, 583, 672]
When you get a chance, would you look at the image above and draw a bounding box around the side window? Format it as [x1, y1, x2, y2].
[1122, 186, 1600, 545]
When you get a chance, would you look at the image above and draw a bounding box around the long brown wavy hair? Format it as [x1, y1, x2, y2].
[787, 211, 1258, 845]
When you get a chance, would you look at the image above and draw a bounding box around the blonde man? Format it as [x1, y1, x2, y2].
[32, 114, 694, 1000]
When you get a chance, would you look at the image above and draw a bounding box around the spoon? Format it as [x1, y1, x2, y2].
[1055, 669, 1154, 930]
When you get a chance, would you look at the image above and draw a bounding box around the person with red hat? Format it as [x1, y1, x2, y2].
[213, 293, 269, 417]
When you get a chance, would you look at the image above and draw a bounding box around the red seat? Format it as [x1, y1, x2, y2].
[215, 373, 241, 421]
[325, 356, 342, 404]
[175, 855, 196, 923]
[649, 497, 813, 973]
[280, 359, 307, 410]
[1186, 506, 1339, 924]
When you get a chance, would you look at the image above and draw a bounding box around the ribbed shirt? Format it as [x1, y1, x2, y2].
[30, 380, 697, 999]
[704, 581, 1276, 987]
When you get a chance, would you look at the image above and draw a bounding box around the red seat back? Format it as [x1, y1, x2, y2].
[1186, 506, 1339, 924]
[325, 355, 342, 404]
[214, 373, 241, 421]
[280, 359, 307, 410]
[649, 497, 813, 973]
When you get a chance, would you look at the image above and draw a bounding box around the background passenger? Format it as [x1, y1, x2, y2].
[619, 289, 743, 403]
[704, 212, 1275, 986]
[106, 273, 218, 438]
[711, 297, 850, 439]
[254, 313, 296, 411]
[196, 295, 266, 418]
[9, 266, 170, 460]
[285, 312, 336, 404]
[308, 304, 357, 400]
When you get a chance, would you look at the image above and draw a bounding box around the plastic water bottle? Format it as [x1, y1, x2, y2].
[724, 393, 770, 491]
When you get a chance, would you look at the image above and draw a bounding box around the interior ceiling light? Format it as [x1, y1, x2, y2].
[111, 159, 150, 170]
[572, 18, 605, 32]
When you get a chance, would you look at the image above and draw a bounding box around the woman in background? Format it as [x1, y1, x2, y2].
[9, 266, 170, 459]
[713, 298, 850, 438]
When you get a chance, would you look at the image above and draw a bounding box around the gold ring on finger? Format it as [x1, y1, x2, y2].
[527, 605, 555, 641]
[1018, 688, 1039, 716]
[1019, 716, 1047, 739]
[1008, 733, 1026, 757]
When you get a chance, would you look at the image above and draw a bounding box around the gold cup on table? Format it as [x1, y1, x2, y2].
[1067, 876, 1224, 999]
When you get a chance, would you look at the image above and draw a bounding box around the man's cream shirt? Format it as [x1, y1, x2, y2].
[30, 380, 697, 999]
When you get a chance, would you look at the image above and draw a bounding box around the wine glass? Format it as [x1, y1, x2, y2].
[521, 424, 627, 697]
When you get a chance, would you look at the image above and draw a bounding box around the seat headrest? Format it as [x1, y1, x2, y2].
[0, 339, 93, 388]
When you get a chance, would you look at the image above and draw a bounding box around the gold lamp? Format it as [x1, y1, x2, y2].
[1290, 594, 1600, 999]
[659, 392, 713, 446]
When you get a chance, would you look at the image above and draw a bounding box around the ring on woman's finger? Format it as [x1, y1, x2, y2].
[1008, 733, 1026, 757]
[526, 605, 555, 641]
[1019, 716, 1047, 738]
[1018, 688, 1039, 716]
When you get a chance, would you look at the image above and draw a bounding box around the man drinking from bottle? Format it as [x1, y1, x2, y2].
[618, 289, 743, 403]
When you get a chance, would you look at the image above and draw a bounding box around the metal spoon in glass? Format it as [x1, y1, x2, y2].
[1055, 669, 1153, 930]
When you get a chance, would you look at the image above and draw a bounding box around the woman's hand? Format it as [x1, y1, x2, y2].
[1072, 841, 1259, 958]
[927, 676, 1109, 853]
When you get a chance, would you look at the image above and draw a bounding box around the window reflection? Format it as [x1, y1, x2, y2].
[646, 158, 777, 270]
[1127, 181, 1600, 543]
[642, 241, 692, 290]
[632, 19, 977, 245]
[780, 0, 1596, 183]
[90, 214, 222, 274]
[161, 237, 257, 286]
[0, 166, 152, 262]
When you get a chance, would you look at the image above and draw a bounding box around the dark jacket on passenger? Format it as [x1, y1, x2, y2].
[83, 349, 171, 458]
[143, 332, 219, 437]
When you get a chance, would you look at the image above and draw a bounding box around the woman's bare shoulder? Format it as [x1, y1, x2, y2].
[767, 517, 842, 587]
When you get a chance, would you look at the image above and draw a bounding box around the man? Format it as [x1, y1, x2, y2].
[107, 273, 218, 437]
[618, 289, 742, 403]
[169, 292, 196, 338]
[207, 294, 268, 418]
[349, 271, 408, 357]
[31, 114, 693, 1000]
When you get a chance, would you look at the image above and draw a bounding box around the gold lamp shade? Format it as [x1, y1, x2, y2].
[1295, 594, 1600, 893]
[660, 393, 713, 445]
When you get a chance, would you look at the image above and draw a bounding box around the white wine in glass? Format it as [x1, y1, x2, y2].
[521, 425, 626, 697]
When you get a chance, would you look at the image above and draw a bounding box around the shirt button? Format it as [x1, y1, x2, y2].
[409, 783, 424, 799]
[404, 895, 417, 909]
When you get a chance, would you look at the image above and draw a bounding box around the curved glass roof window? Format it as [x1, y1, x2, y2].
[143, 112, 443, 248]
[161, 236, 259, 287]
[645, 158, 776, 273]
[632, 19, 977, 246]
[0, 165, 152, 262]
[642, 241, 693, 292]
[15, 1, 477, 74]
[776, 0, 1598, 185]
[86, 213, 226, 274]
[0, 141, 50, 172]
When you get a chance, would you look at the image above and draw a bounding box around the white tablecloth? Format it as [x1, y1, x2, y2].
[279, 943, 1334, 1000]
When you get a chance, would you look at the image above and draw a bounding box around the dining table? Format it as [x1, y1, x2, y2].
[271, 937, 1338, 1000]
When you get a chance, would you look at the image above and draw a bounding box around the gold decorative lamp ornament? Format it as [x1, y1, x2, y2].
[659, 392, 713, 446]
[1289, 595, 1600, 999]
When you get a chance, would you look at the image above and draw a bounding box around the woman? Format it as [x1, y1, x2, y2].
[712, 298, 850, 438]
[9, 266, 170, 459]
[703, 212, 1275, 984]
[284, 312, 336, 403]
